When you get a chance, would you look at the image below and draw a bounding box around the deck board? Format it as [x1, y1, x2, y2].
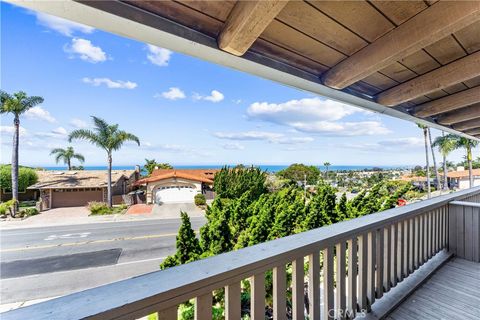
[386, 258, 480, 320]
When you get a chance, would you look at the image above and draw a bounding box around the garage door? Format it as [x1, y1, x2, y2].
[52, 189, 103, 208]
[155, 186, 197, 204]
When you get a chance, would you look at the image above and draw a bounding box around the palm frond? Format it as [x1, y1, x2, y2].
[69, 129, 106, 150]
[50, 148, 66, 155]
[72, 153, 85, 163]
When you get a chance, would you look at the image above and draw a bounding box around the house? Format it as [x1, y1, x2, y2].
[134, 169, 218, 204]
[447, 167, 480, 190]
[27, 169, 139, 210]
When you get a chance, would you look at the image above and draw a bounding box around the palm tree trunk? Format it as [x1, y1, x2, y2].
[423, 128, 431, 198]
[467, 145, 473, 188]
[107, 153, 112, 207]
[443, 155, 448, 190]
[428, 128, 440, 191]
[11, 115, 19, 216]
[67, 158, 71, 171]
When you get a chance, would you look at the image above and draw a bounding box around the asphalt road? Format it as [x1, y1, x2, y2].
[0, 217, 205, 304]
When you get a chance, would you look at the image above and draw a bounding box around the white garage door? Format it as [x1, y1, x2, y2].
[155, 186, 197, 204]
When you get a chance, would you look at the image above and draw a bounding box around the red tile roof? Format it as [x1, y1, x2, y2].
[447, 169, 480, 178]
[134, 169, 218, 186]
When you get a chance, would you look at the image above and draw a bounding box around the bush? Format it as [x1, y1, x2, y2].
[194, 193, 206, 206]
[0, 165, 38, 192]
[87, 201, 111, 215]
[0, 200, 16, 216]
[20, 207, 39, 217]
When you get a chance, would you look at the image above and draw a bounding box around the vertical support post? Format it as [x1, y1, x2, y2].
[397, 222, 404, 282]
[273, 266, 286, 320]
[158, 306, 177, 320]
[195, 293, 212, 320]
[367, 231, 376, 307]
[347, 237, 357, 319]
[309, 252, 320, 320]
[375, 229, 384, 299]
[335, 242, 346, 319]
[251, 273, 265, 320]
[292, 258, 304, 320]
[357, 234, 368, 311]
[390, 224, 397, 287]
[383, 226, 391, 292]
[225, 283, 241, 320]
[323, 247, 334, 319]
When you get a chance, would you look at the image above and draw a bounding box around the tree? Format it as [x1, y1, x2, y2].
[277, 163, 320, 185]
[453, 136, 479, 188]
[418, 124, 431, 198]
[428, 128, 440, 191]
[50, 146, 85, 170]
[324, 161, 331, 179]
[160, 211, 201, 269]
[69, 116, 140, 207]
[214, 166, 267, 200]
[336, 193, 349, 219]
[432, 133, 456, 190]
[0, 91, 44, 216]
[0, 165, 38, 193]
[143, 159, 173, 176]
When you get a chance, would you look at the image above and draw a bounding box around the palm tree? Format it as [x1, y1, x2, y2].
[324, 161, 331, 179]
[432, 133, 456, 190]
[69, 116, 140, 207]
[50, 146, 85, 170]
[418, 124, 431, 198]
[454, 136, 479, 188]
[0, 91, 44, 216]
[428, 128, 440, 191]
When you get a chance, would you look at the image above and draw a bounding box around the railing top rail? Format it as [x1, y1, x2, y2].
[450, 200, 480, 208]
[4, 187, 480, 320]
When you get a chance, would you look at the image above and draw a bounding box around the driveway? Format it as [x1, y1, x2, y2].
[1, 207, 91, 229]
[151, 203, 205, 219]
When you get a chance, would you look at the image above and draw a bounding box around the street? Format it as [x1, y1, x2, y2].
[0, 217, 205, 304]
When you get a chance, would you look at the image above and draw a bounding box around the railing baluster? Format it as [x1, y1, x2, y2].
[403, 219, 409, 277]
[424, 212, 429, 262]
[323, 247, 334, 319]
[292, 258, 304, 320]
[335, 242, 346, 319]
[158, 306, 177, 320]
[195, 293, 212, 320]
[225, 282, 241, 320]
[433, 209, 438, 254]
[409, 218, 414, 273]
[383, 226, 391, 293]
[397, 221, 404, 282]
[443, 206, 447, 248]
[376, 229, 384, 298]
[273, 266, 286, 320]
[251, 273, 265, 320]
[428, 211, 433, 259]
[309, 252, 320, 320]
[347, 237, 357, 319]
[357, 234, 368, 311]
[367, 231, 376, 307]
[419, 214, 424, 266]
[414, 216, 419, 270]
[390, 224, 397, 287]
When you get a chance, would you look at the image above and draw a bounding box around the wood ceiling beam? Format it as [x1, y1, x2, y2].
[437, 103, 480, 125]
[218, 0, 289, 56]
[321, 1, 480, 89]
[452, 118, 480, 131]
[377, 51, 480, 106]
[414, 86, 480, 117]
[464, 128, 480, 136]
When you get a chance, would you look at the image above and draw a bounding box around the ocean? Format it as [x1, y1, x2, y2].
[43, 165, 410, 173]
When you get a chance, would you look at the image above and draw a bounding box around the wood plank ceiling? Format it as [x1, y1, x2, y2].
[123, 0, 480, 137]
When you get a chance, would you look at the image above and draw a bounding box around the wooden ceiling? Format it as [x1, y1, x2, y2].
[98, 1, 480, 137]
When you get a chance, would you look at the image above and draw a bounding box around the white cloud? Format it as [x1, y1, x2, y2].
[82, 77, 137, 89]
[35, 12, 94, 37]
[193, 90, 224, 103]
[0, 126, 27, 136]
[344, 137, 424, 152]
[70, 118, 88, 128]
[34, 127, 68, 139]
[246, 97, 388, 136]
[222, 143, 245, 150]
[146, 45, 172, 66]
[156, 87, 186, 100]
[232, 99, 242, 104]
[65, 38, 107, 63]
[24, 106, 56, 123]
[214, 131, 313, 145]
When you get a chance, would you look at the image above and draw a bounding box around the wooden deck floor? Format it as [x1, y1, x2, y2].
[386, 258, 480, 320]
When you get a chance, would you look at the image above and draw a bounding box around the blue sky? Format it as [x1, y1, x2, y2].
[0, 3, 472, 168]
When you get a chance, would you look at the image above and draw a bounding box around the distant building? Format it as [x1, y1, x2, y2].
[447, 167, 480, 190]
[134, 169, 218, 204]
[28, 169, 139, 210]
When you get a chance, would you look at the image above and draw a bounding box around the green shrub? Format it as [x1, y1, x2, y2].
[0, 165, 38, 191]
[194, 193, 206, 206]
[87, 201, 111, 215]
[20, 207, 39, 216]
[19, 200, 36, 208]
[0, 200, 16, 216]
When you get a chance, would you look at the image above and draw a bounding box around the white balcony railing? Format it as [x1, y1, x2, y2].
[3, 187, 480, 320]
